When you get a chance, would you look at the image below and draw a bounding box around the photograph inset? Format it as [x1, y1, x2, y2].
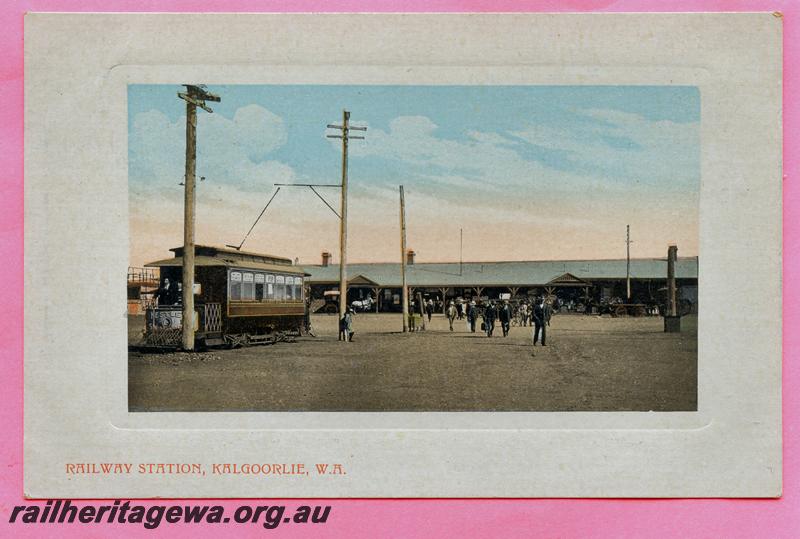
[127, 85, 698, 412]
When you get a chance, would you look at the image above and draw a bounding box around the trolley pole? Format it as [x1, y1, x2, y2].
[178, 85, 219, 351]
[326, 111, 366, 329]
[400, 186, 409, 332]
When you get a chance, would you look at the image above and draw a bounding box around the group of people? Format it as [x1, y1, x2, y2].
[445, 297, 553, 345]
[340, 296, 553, 347]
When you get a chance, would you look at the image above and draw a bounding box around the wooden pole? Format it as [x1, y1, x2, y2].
[626, 224, 632, 300]
[338, 110, 349, 326]
[667, 244, 678, 316]
[177, 85, 219, 350]
[181, 99, 197, 351]
[400, 185, 409, 332]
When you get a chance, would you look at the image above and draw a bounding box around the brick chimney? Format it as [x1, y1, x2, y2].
[406, 249, 416, 265]
[321, 251, 332, 266]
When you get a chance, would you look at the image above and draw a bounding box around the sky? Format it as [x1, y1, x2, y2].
[128, 85, 700, 268]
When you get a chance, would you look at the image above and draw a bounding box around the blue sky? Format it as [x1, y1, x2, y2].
[128, 85, 700, 267]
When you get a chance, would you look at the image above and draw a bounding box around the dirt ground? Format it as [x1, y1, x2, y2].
[128, 312, 697, 412]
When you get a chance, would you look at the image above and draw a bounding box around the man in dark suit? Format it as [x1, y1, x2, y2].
[466, 301, 477, 332]
[483, 301, 497, 337]
[153, 277, 179, 306]
[532, 297, 548, 346]
[499, 300, 513, 337]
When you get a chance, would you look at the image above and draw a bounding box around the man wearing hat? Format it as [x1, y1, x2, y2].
[532, 296, 548, 346]
[466, 300, 478, 332]
[483, 301, 497, 337]
[446, 301, 457, 331]
[499, 299, 513, 337]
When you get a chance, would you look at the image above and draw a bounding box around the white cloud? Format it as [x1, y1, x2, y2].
[130, 105, 289, 191]
[129, 104, 699, 266]
[465, 130, 518, 145]
[346, 114, 647, 200]
[129, 105, 308, 265]
[512, 108, 700, 189]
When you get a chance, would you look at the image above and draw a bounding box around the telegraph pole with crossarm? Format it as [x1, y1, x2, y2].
[326, 110, 366, 326]
[178, 84, 220, 351]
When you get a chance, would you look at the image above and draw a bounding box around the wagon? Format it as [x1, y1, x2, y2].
[321, 290, 340, 314]
[609, 303, 648, 317]
[142, 245, 309, 348]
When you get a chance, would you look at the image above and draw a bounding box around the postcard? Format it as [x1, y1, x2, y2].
[24, 13, 782, 497]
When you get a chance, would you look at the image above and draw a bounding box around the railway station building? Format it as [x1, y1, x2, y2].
[304, 250, 699, 314]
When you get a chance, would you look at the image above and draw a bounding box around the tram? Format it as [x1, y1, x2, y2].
[143, 245, 309, 348]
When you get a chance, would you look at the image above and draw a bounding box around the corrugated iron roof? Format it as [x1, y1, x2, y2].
[304, 257, 698, 287]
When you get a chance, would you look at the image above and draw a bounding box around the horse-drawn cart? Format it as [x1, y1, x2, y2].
[610, 303, 648, 317]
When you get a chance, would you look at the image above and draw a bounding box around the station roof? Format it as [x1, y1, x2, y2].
[305, 257, 698, 288]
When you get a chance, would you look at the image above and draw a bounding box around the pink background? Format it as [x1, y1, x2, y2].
[0, 1, 796, 537]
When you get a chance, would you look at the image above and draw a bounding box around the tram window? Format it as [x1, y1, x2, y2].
[266, 274, 275, 300]
[276, 275, 286, 300]
[286, 277, 294, 300]
[242, 272, 255, 300]
[293, 277, 302, 300]
[255, 273, 265, 300]
[230, 271, 242, 300]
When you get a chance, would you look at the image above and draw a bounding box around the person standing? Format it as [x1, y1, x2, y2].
[483, 301, 497, 337]
[446, 301, 457, 331]
[544, 298, 553, 328]
[344, 307, 355, 342]
[339, 312, 347, 341]
[518, 302, 528, 327]
[426, 299, 434, 322]
[153, 277, 179, 306]
[467, 301, 477, 332]
[532, 297, 547, 346]
[499, 300, 512, 337]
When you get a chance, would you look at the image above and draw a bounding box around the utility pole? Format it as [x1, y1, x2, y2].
[326, 110, 366, 325]
[626, 224, 633, 300]
[664, 244, 681, 333]
[460, 227, 463, 276]
[177, 85, 219, 351]
[400, 186, 408, 332]
[667, 244, 678, 317]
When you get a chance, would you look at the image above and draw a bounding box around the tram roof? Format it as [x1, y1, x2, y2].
[146, 244, 306, 275]
[169, 244, 294, 265]
[146, 256, 307, 275]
